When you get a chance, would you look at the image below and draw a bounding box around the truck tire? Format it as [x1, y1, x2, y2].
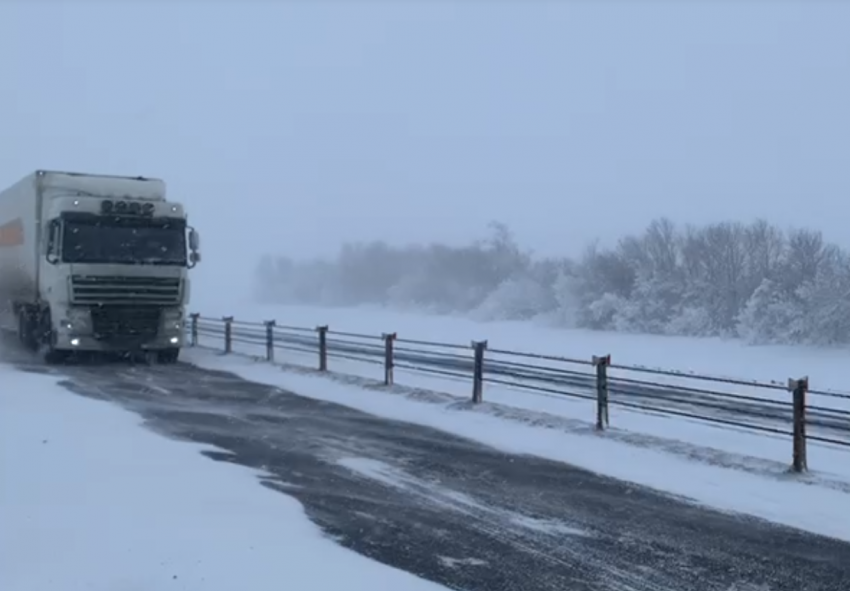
[18, 310, 37, 352]
[35, 310, 67, 363]
[156, 348, 180, 364]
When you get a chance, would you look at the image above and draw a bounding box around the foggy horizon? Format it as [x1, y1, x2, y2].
[3, 1, 850, 299]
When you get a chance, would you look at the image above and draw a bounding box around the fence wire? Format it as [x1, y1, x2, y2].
[190, 316, 850, 448]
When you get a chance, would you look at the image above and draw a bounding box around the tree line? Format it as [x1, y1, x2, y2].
[254, 219, 850, 346]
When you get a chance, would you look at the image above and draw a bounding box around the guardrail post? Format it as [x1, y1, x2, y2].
[223, 316, 233, 354]
[471, 340, 488, 403]
[264, 320, 276, 361]
[788, 377, 809, 473]
[382, 332, 397, 385]
[189, 313, 200, 347]
[593, 354, 611, 431]
[316, 325, 329, 371]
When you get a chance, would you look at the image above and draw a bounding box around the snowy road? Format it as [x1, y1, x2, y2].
[9, 351, 850, 590]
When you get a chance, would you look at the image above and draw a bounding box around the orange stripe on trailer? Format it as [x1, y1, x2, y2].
[0, 218, 24, 246]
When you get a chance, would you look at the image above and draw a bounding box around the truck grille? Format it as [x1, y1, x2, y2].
[70, 275, 182, 305]
[91, 306, 161, 343]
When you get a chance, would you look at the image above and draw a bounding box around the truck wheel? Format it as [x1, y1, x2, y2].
[156, 348, 180, 364]
[18, 310, 37, 351]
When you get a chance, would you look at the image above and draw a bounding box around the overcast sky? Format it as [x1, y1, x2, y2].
[2, 1, 849, 295]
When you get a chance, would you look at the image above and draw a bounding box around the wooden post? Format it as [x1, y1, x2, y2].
[189, 313, 200, 346]
[264, 320, 276, 361]
[382, 332, 397, 385]
[593, 354, 611, 431]
[471, 340, 488, 403]
[316, 325, 329, 371]
[788, 376, 809, 473]
[223, 316, 233, 354]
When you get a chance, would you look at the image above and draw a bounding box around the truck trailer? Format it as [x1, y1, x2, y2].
[0, 170, 201, 363]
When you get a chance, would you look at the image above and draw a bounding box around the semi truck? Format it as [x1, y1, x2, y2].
[0, 170, 201, 363]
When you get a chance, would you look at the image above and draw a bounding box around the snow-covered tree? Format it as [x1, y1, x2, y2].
[790, 254, 850, 345]
[736, 278, 799, 344]
[252, 217, 850, 346]
[471, 275, 552, 321]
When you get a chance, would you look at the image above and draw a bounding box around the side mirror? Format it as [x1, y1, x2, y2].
[190, 252, 201, 264]
[188, 228, 200, 252]
[46, 219, 60, 264]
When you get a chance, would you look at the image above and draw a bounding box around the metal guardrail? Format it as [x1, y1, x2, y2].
[187, 314, 850, 472]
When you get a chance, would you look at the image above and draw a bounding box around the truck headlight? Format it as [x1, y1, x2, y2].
[161, 309, 183, 332]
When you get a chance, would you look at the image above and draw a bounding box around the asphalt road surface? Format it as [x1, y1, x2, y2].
[6, 346, 850, 591]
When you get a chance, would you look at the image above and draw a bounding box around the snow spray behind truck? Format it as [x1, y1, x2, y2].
[0, 170, 201, 363]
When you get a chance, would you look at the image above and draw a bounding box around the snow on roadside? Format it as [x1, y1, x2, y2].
[0, 364, 449, 591]
[183, 349, 850, 543]
[189, 338, 850, 484]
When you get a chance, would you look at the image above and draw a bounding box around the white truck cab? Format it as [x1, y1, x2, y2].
[0, 170, 201, 363]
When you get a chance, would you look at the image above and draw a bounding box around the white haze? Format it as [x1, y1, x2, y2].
[2, 1, 850, 303]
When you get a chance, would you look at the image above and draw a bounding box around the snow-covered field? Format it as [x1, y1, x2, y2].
[0, 362, 448, 591]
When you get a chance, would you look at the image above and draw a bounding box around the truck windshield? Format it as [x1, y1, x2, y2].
[61, 215, 187, 266]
